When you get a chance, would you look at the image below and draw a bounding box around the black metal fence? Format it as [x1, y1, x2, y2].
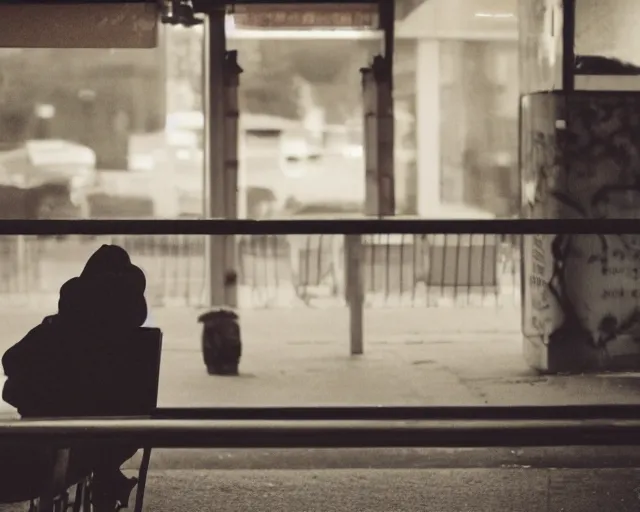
[0, 233, 521, 309]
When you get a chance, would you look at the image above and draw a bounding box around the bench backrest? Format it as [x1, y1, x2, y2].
[43, 326, 163, 418]
[117, 326, 163, 416]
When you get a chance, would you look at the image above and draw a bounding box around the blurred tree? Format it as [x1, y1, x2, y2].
[235, 39, 378, 122]
[168, 29, 379, 122]
[0, 29, 383, 144]
[0, 55, 41, 144]
[236, 40, 301, 119]
[0, 48, 164, 168]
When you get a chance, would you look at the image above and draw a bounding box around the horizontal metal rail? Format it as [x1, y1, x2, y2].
[191, 0, 378, 8]
[2, 418, 640, 448]
[0, 0, 377, 6]
[0, 218, 634, 235]
[153, 405, 640, 421]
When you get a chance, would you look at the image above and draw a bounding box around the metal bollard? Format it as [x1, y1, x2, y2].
[197, 308, 242, 376]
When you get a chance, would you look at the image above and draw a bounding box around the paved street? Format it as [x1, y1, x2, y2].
[1, 467, 639, 512]
[119, 468, 640, 512]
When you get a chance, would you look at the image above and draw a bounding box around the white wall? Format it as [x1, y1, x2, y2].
[399, 0, 517, 40]
[415, 40, 441, 217]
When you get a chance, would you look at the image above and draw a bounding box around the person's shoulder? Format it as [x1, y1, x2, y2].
[17, 316, 58, 340]
[2, 315, 62, 371]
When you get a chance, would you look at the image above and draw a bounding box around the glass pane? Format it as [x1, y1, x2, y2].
[0, 233, 634, 413]
[398, 1, 520, 219]
[436, 41, 519, 218]
[518, 0, 564, 93]
[227, 33, 379, 216]
[0, 2, 638, 418]
[0, 34, 197, 220]
[0, 234, 636, 504]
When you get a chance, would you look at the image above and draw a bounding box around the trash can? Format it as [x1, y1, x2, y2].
[197, 308, 242, 376]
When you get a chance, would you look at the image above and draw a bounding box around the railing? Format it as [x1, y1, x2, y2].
[0, 229, 528, 309]
[0, 218, 622, 239]
[112, 232, 521, 308]
[0, 217, 622, 315]
[4, 405, 640, 448]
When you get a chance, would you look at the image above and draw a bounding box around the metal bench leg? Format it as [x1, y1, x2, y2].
[81, 477, 92, 512]
[72, 479, 88, 512]
[38, 448, 70, 512]
[133, 447, 151, 512]
[53, 491, 69, 512]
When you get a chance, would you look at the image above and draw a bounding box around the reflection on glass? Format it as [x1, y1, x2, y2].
[440, 41, 519, 218]
[0, 17, 519, 222]
[0, 45, 166, 219]
[0, 232, 515, 407]
[575, 0, 640, 69]
[0, 27, 386, 220]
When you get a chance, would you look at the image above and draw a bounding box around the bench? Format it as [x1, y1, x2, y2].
[23, 327, 163, 512]
[415, 234, 501, 290]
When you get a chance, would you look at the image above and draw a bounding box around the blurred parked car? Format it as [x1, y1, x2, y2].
[129, 111, 310, 218]
[0, 139, 98, 219]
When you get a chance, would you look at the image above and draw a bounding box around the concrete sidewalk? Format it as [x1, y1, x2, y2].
[0, 306, 638, 409]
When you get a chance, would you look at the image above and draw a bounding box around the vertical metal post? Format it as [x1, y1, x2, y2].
[380, 0, 395, 91]
[352, 67, 375, 355]
[562, 0, 575, 91]
[362, 56, 395, 217]
[362, 66, 379, 216]
[347, 0, 396, 355]
[345, 234, 364, 355]
[204, 9, 226, 307]
[37, 448, 70, 512]
[373, 55, 395, 217]
[378, 0, 395, 217]
[15, 235, 26, 294]
[156, 22, 168, 132]
[223, 50, 242, 308]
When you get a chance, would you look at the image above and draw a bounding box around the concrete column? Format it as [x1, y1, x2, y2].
[521, 91, 640, 374]
[415, 39, 441, 218]
[520, 0, 640, 373]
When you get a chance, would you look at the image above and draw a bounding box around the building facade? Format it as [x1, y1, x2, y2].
[398, 0, 519, 218]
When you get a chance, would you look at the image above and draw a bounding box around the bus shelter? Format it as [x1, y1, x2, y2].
[0, 5, 639, 512]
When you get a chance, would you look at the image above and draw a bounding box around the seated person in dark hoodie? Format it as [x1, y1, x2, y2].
[2, 244, 149, 509]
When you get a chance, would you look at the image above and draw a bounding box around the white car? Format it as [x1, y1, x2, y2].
[0, 139, 97, 219]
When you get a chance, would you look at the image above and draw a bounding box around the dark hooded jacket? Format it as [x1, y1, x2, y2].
[2, 244, 148, 417]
